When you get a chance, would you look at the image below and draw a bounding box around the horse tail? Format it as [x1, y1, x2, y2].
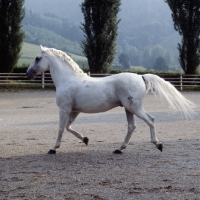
[142, 74, 197, 119]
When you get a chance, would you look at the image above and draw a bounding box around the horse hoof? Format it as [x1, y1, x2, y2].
[156, 143, 163, 152]
[83, 137, 89, 145]
[113, 149, 123, 154]
[48, 149, 56, 154]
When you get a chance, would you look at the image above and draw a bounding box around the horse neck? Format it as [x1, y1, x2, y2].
[48, 57, 75, 87]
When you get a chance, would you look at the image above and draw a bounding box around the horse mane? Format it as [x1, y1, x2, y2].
[40, 46, 87, 77]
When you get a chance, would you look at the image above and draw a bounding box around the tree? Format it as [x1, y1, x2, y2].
[154, 56, 169, 71]
[81, 0, 121, 73]
[118, 53, 130, 69]
[165, 0, 200, 74]
[125, 45, 141, 66]
[0, 0, 25, 73]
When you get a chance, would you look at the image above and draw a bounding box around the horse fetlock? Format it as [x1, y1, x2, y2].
[151, 138, 159, 145]
[55, 144, 60, 149]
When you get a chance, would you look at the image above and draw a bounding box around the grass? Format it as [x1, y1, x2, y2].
[18, 43, 40, 65]
[130, 66, 146, 71]
[0, 82, 55, 90]
[18, 42, 88, 67]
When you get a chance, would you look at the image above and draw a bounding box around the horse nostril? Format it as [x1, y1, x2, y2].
[26, 70, 32, 79]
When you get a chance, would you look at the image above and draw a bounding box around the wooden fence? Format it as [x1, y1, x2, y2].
[0, 72, 200, 90]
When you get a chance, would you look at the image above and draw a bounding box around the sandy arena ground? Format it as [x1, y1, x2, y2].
[0, 90, 200, 200]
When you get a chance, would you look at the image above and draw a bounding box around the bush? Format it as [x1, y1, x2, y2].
[13, 63, 29, 73]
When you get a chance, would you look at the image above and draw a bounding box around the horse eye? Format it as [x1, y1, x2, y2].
[35, 56, 41, 62]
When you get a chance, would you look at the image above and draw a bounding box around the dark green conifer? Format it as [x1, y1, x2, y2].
[166, 0, 200, 74]
[81, 0, 121, 73]
[0, 0, 25, 72]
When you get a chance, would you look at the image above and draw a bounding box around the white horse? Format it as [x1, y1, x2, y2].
[26, 46, 196, 154]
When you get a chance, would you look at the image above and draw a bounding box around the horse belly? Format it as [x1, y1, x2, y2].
[73, 95, 120, 113]
[83, 106, 119, 113]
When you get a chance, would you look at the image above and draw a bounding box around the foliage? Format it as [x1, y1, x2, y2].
[116, 0, 181, 71]
[13, 64, 28, 73]
[23, 25, 82, 55]
[153, 56, 169, 71]
[118, 53, 130, 69]
[23, 10, 83, 43]
[0, 0, 25, 72]
[165, 0, 200, 74]
[22, 11, 83, 55]
[81, 0, 121, 73]
[23, 0, 186, 72]
[109, 68, 181, 75]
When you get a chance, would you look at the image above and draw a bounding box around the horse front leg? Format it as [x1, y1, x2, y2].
[66, 112, 89, 145]
[113, 109, 136, 154]
[48, 108, 70, 154]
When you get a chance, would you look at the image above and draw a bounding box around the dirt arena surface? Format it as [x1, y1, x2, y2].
[0, 90, 200, 200]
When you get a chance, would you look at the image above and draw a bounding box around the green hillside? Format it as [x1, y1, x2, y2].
[18, 42, 88, 68]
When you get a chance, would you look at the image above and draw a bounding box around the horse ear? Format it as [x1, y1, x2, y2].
[40, 45, 43, 51]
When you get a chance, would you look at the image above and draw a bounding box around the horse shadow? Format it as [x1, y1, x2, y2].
[1, 138, 199, 200]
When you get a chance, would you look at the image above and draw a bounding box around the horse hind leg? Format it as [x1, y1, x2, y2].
[113, 109, 136, 154]
[134, 108, 163, 152]
[66, 112, 89, 145]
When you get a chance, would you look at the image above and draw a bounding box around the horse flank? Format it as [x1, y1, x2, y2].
[40, 46, 87, 77]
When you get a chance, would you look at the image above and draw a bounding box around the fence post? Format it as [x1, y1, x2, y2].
[42, 72, 45, 89]
[180, 74, 183, 91]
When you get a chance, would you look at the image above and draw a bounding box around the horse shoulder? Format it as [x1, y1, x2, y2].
[56, 87, 73, 108]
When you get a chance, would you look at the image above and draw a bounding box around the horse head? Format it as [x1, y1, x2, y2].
[26, 46, 49, 80]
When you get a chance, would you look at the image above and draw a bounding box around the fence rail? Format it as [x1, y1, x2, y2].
[0, 72, 200, 90]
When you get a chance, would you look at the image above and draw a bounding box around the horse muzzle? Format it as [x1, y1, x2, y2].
[26, 68, 37, 80]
